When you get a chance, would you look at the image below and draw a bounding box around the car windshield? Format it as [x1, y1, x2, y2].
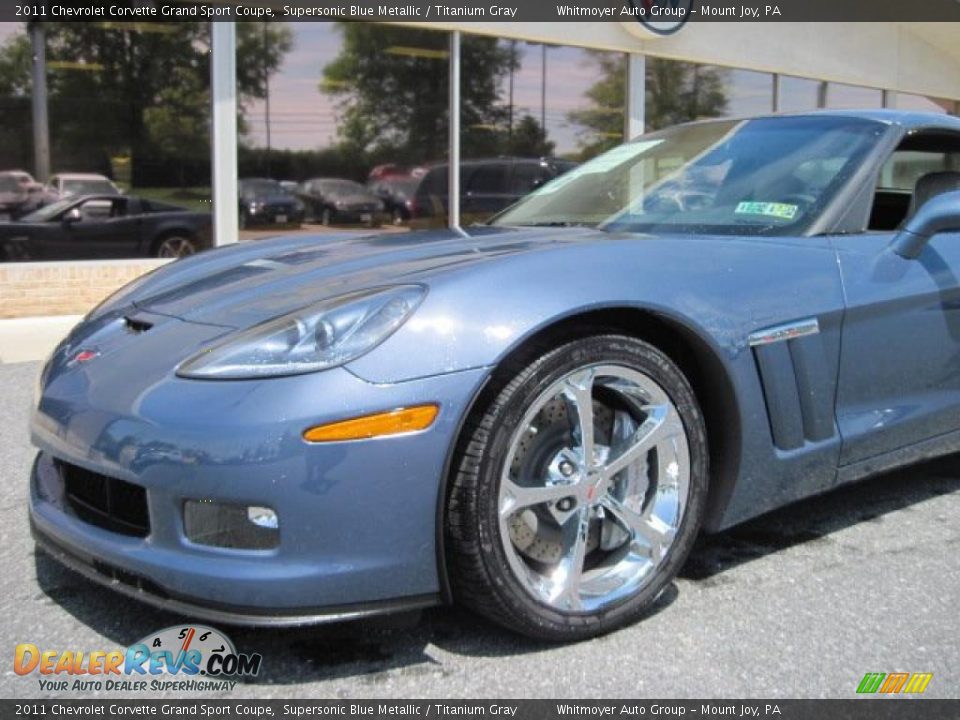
[492, 115, 886, 236]
[19, 198, 75, 223]
[63, 179, 116, 195]
[243, 179, 285, 196]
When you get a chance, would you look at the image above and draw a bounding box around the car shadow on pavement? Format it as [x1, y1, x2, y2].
[32, 453, 959, 685]
[680, 453, 960, 582]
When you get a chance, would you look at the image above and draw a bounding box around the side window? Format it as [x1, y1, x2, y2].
[467, 165, 508, 195]
[509, 164, 550, 195]
[869, 140, 960, 232]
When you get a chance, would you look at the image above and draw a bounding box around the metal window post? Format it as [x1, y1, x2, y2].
[772, 73, 781, 113]
[817, 81, 829, 109]
[211, 22, 238, 247]
[448, 31, 462, 232]
[882, 89, 897, 109]
[625, 53, 646, 139]
[30, 23, 50, 183]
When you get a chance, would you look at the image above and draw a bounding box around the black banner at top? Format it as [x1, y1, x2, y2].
[5, 0, 960, 23]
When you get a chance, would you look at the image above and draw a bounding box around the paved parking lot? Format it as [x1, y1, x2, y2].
[2, 359, 958, 699]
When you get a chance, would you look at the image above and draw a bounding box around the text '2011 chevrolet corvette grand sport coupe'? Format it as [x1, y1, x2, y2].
[29, 111, 960, 640]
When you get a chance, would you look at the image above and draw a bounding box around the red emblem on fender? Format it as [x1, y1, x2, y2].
[69, 349, 100, 365]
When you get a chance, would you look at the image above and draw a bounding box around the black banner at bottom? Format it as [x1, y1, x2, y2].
[3, 700, 959, 720]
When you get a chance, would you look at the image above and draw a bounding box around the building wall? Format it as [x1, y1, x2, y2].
[0, 259, 169, 319]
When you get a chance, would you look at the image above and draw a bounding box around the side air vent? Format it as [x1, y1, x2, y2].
[749, 318, 835, 451]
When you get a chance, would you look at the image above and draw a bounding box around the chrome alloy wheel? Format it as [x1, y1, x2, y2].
[156, 236, 196, 258]
[497, 364, 690, 613]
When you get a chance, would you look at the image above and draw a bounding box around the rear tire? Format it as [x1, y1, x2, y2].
[446, 334, 708, 641]
[153, 235, 197, 259]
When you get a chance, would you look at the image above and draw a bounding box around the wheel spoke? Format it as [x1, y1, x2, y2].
[500, 476, 573, 517]
[562, 368, 596, 468]
[602, 404, 679, 479]
[549, 508, 590, 610]
[601, 495, 675, 561]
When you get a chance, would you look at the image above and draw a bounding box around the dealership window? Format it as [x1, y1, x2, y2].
[722, 68, 774, 116]
[644, 58, 729, 132]
[237, 22, 449, 236]
[775, 75, 822, 112]
[450, 38, 625, 226]
[825, 82, 883, 109]
[0, 20, 215, 262]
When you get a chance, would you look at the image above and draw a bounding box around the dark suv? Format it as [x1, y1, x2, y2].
[409, 157, 577, 226]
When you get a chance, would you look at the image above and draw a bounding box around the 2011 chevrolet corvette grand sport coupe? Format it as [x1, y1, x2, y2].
[29, 111, 960, 640]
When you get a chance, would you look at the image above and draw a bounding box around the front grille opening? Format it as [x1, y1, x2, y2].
[59, 462, 150, 538]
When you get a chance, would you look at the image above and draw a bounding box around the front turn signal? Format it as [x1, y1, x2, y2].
[303, 404, 439, 443]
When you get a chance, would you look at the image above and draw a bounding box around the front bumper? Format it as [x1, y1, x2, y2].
[30, 349, 489, 622]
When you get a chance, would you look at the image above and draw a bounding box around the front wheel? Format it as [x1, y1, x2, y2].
[446, 334, 708, 641]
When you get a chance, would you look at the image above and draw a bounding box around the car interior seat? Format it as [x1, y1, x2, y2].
[907, 171, 960, 219]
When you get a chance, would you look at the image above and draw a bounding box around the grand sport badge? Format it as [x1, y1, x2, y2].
[14, 625, 262, 692]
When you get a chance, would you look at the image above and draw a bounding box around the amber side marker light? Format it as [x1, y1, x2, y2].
[303, 404, 439, 443]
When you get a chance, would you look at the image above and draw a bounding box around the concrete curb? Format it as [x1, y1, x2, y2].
[0, 315, 81, 364]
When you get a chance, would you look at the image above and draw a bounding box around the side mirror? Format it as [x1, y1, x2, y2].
[63, 207, 82, 223]
[892, 190, 960, 259]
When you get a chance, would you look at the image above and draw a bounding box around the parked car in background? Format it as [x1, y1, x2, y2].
[410, 157, 578, 226]
[297, 178, 384, 227]
[238, 178, 305, 229]
[0, 170, 45, 220]
[0, 194, 211, 261]
[47, 173, 121, 200]
[278, 180, 300, 194]
[369, 176, 420, 224]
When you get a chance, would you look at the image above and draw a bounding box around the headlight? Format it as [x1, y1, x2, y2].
[177, 285, 426, 380]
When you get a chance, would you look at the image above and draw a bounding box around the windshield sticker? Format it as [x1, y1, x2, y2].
[534, 140, 664, 196]
[735, 201, 799, 220]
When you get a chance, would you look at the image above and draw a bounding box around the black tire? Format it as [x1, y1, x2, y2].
[446, 334, 708, 641]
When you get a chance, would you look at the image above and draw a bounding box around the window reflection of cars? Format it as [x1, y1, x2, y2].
[368, 177, 420, 225]
[47, 173, 121, 201]
[238, 178, 305, 229]
[409, 157, 578, 227]
[0, 170, 45, 220]
[0, 194, 212, 261]
[296, 178, 384, 227]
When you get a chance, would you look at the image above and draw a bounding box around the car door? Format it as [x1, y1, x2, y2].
[833, 134, 960, 468]
[54, 197, 141, 259]
[463, 163, 510, 222]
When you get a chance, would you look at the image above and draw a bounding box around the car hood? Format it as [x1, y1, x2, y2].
[117, 226, 615, 329]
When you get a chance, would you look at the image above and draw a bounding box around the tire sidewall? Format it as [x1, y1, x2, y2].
[468, 334, 708, 639]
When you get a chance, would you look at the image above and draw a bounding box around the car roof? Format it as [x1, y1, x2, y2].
[673, 109, 960, 133]
[54, 173, 113, 181]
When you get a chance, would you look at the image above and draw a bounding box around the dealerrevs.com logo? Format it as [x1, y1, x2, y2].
[14, 625, 262, 692]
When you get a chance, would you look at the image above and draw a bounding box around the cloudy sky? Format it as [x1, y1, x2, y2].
[0, 21, 945, 156]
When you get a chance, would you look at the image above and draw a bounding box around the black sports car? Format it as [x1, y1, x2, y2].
[0, 194, 212, 261]
[238, 178, 305, 228]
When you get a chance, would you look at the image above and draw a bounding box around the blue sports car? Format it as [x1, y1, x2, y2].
[29, 111, 960, 640]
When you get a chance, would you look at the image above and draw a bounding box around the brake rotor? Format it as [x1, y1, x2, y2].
[506, 396, 616, 564]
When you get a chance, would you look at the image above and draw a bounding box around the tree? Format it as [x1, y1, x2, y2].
[321, 25, 518, 163]
[568, 52, 729, 160]
[0, 22, 291, 185]
[0, 32, 31, 97]
[505, 115, 555, 157]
